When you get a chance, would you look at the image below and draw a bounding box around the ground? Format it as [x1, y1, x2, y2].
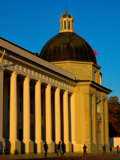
[0, 152, 120, 160]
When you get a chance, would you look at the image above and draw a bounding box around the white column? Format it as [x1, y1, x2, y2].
[46, 84, 52, 143]
[35, 80, 42, 153]
[9, 72, 21, 154]
[45, 84, 54, 152]
[10, 72, 17, 142]
[104, 99, 109, 145]
[0, 68, 5, 149]
[23, 76, 33, 154]
[70, 93, 76, 145]
[55, 87, 61, 144]
[63, 90, 70, 152]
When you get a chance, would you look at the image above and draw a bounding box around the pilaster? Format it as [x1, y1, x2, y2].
[104, 99, 110, 152]
[92, 94, 97, 152]
[100, 98, 105, 145]
[83, 92, 92, 153]
[70, 93, 76, 151]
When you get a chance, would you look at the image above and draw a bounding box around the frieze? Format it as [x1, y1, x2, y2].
[1, 58, 74, 92]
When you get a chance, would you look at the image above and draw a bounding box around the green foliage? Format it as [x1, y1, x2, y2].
[108, 96, 119, 104]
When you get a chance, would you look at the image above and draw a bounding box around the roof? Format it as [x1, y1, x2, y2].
[0, 37, 75, 81]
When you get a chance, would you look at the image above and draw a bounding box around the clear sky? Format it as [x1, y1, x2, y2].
[0, 0, 120, 100]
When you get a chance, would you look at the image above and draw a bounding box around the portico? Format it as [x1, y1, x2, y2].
[0, 45, 76, 154]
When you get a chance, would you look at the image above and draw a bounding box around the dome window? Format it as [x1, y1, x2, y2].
[64, 21, 66, 29]
[68, 20, 70, 29]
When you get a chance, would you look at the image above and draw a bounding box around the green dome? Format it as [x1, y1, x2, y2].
[40, 32, 97, 64]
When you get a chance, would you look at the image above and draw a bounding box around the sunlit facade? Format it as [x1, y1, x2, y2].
[0, 10, 111, 154]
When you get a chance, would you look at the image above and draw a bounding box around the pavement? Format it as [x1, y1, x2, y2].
[0, 152, 120, 160]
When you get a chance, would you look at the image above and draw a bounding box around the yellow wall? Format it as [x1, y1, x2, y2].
[52, 61, 101, 84]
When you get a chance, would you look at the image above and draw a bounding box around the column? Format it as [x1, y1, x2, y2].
[70, 93, 76, 148]
[23, 76, 33, 154]
[104, 99, 109, 145]
[92, 95, 97, 150]
[35, 80, 43, 153]
[63, 90, 70, 152]
[84, 93, 92, 152]
[9, 71, 21, 154]
[55, 87, 61, 144]
[100, 98, 105, 145]
[45, 84, 54, 152]
[0, 68, 5, 150]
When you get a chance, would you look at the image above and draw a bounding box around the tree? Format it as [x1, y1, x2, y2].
[108, 96, 119, 104]
[108, 96, 120, 137]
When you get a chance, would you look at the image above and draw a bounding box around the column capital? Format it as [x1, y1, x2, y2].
[36, 80, 41, 85]
[64, 90, 68, 94]
[11, 71, 17, 77]
[56, 87, 60, 92]
[46, 83, 51, 89]
[24, 76, 30, 80]
[0, 67, 5, 71]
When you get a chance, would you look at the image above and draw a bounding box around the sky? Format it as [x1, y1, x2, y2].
[0, 0, 120, 100]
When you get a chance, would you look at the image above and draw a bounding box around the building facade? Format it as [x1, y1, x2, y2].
[0, 10, 111, 154]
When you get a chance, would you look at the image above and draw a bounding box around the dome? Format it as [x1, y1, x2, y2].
[40, 32, 97, 64]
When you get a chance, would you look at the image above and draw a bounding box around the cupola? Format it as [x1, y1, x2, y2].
[59, 9, 74, 33]
[40, 9, 97, 64]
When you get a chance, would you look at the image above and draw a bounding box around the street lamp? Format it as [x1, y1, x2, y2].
[0, 50, 5, 63]
[0, 50, 15, 68]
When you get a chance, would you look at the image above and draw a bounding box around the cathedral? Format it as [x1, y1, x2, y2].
[0, 10, 111, 154]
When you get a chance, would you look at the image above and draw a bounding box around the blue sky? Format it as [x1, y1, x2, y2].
[0, 0, 120, 100]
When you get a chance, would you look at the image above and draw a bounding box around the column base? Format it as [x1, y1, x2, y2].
[10, 140, 21, 154]
[0, 138, 5, 154]
[91, 143, 98, 153]
[97, 143, 110, 153]
[35, 141, 44, 153]
[24, 140, 34, 154]
[105, 144, 110, 152]
[65, 141, 71, 152]
[74, 143, 93, 153]
[71, 142, 78, 152]
[47, 141, 55, 153]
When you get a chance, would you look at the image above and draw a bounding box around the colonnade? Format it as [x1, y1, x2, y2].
[0, 70, 76, 154]
[0, 68, 110, 154]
